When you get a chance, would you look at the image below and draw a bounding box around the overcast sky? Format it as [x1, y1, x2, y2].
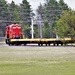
[6, 0, 75, 11]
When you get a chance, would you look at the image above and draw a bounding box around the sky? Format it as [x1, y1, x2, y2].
[6, 0, 75, 11]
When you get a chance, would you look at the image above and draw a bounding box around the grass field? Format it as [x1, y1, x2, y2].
[0, 46, 75, 75]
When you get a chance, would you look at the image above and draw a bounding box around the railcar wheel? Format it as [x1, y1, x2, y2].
[38, 43, 40, 46]
[48, 43, 50, 46]
[24, 43, 27, 46]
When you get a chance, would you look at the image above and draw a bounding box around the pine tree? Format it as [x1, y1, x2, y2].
[37, 0, 70, 38]
[37, 0, 60, 38]
[54, 10, 75, 37]
[20, 0, 31, 25]
[59, 0, 69, 10]
[20, 0, 32, 38]
[0, 0, 8, 36]
[8, 1, 20, 23]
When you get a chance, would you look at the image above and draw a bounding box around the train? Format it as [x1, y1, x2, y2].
[5, 23, 75, 46]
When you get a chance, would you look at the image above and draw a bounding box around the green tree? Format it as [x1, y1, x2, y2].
[20, 0, 31, 25]
[37, 0, 70, 38]
[23, 25, 31, 38]
[43, 22, 50, 38]
[37, 0, 60, 38]
[0, 0, 32, 37]
[33, 25, 38, 38]
[54, 10, 75, 37]
[8, 1, 20, 23]
[0, 0, 8, 36]
[19, 0, 32, 38]
[0, 0, 8, 20]
[37, 3, 44, 19]
[43, 0, 59, 22]
[59, 0, 69, 10]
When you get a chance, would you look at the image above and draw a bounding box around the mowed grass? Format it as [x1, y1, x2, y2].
[0, 46, 75, 75]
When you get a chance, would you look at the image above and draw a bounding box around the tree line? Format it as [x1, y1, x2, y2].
[37, 0, 75, 38]
[0, 0, 31, 37]
[0, 0, 75, 38]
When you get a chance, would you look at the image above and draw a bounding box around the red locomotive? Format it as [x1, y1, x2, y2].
[6, 24, 22, 39]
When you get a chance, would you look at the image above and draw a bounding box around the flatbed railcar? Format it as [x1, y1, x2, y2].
[5, 24, 75, 46]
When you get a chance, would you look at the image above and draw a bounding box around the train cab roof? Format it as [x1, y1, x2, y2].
[6, 24, 21, 28]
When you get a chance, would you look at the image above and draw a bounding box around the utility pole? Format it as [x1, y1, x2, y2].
[30, 12, 35, 39]
[36, 14, 44, 38]
[31, 17, 34, 39]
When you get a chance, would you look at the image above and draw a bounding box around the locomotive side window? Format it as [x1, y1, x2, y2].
[18, 26, 21, 29]
[13, 26, 16, 29]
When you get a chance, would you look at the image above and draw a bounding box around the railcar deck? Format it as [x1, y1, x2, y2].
[5, 38, 75, 46]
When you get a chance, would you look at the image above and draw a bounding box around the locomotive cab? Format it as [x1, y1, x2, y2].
[5, 24, 23, 45]
[6, 24, 23, 39]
